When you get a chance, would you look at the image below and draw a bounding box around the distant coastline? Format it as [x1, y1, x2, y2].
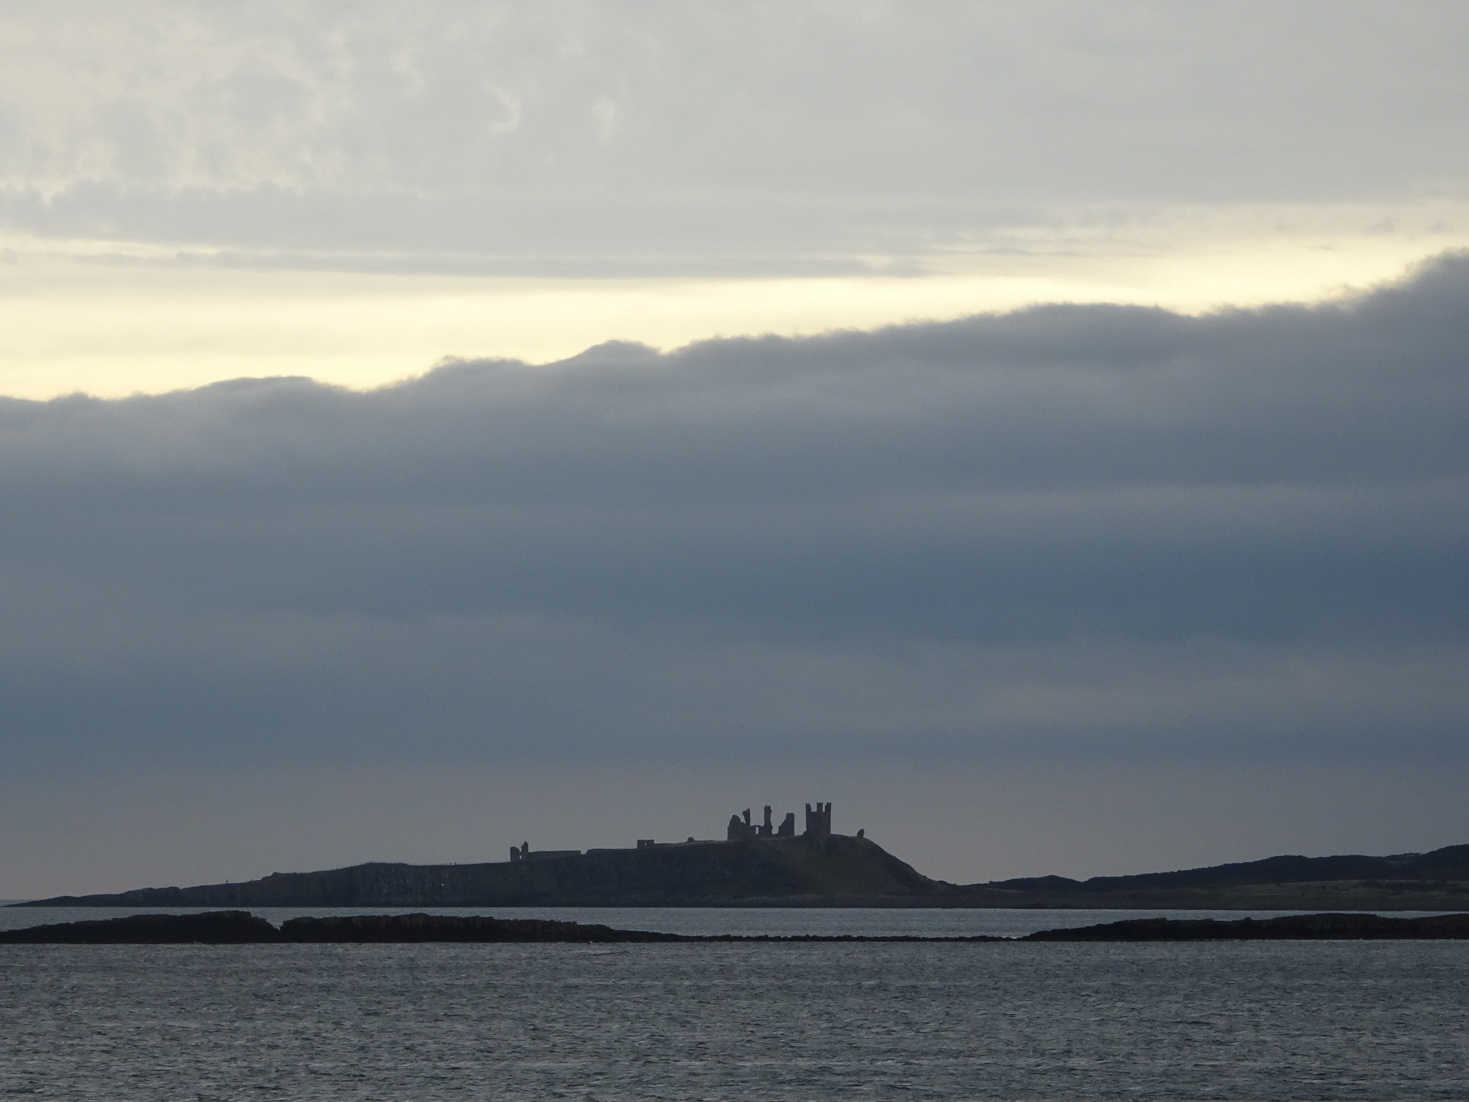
[11, 807, 1469, 913]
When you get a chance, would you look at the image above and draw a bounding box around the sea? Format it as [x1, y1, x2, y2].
[2, 905, 1465, 1099]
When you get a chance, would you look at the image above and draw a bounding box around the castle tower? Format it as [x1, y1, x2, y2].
[804, 801, 832, 839]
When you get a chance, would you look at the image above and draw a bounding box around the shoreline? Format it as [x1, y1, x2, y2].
[4, 910, 1469, 945]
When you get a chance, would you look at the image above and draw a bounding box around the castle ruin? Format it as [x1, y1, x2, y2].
[510, 799, 834, 861]
[727, 800, 829, 842]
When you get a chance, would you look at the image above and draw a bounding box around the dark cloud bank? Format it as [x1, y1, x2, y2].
[3, 254, 1467, 893]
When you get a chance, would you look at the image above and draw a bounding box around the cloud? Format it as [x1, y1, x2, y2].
[2, 3, 1467, 280]
[1, 252, 1466, 783]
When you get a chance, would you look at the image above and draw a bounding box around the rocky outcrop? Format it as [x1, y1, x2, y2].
[0, 910, 278, 943]
[4, 910, 1468, 943]
[0, 911, 685, 943]
[279, 913, 681, 942]
[1022, 912, 1469, 941]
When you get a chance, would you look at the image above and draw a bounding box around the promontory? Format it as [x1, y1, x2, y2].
[12, 800, 1469, 911]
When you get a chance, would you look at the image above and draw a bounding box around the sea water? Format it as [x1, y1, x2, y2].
[2, 910, 1466, 1099]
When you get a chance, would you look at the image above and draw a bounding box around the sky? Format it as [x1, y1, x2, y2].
[2, 2, 1467, 898]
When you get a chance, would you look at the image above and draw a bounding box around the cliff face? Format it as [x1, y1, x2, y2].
[20, 834, 943, 908]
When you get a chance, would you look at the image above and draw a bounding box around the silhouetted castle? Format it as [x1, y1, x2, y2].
[510, 800, 834, 862]
[727, 800, 831, 842]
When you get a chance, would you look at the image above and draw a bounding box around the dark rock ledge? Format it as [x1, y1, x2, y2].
[282, 914, 681, 943]
[2, 910, 1467, 944]
[0, 911, 281, 944]
[1021, 912, 1469, 941]
[0, 912, 683, 944]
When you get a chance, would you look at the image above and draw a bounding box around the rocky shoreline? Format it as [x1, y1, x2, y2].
[3, 910, 1468, 944]
[1022, 912, 1469, 941]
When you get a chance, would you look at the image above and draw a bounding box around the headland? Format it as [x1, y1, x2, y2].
[11, 799, 1469, 911]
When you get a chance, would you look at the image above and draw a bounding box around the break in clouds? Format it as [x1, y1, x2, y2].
[3, 254, 1468, 779]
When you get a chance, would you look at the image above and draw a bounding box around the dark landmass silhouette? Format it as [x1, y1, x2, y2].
[13, 835, 937, 909]
[12, 837, 1469, 911]
[3, 910, 1468, 944]
[0, 910, 283, 944]
[1022, 912, 1469, 941]
[983, 842, 1469, 910]
[0, 911, 681, 944]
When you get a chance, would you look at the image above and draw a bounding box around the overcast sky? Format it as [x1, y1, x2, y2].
[5, 1, 1468, 399]
[3, 3, 1467, 897]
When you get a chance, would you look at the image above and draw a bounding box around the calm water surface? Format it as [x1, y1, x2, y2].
[2, 915, 1465, 1099]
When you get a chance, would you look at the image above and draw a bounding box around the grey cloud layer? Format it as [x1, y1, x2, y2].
[7, 1, 1461, 198]
[2, 253, 1467, 773]
[2, 2, 1466, 269]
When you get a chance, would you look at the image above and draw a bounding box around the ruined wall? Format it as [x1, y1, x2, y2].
[728, 810, 755, 842]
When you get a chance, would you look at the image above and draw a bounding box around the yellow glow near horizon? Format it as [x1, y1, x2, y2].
[1, 233, 1462, 400]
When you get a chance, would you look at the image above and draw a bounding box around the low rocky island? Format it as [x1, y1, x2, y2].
[11, 801, 1469, 912]
[1022, 912, 1469, 941]
[0, 911, 682, 944]
[3, 910, 1467, 944]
